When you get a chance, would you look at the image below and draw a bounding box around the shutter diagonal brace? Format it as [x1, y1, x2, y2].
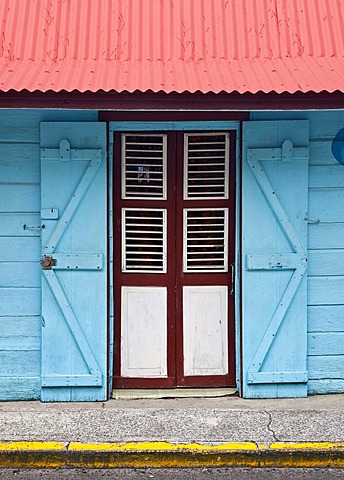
[42, 270, 102, 387]
[246, 144, 308, 384]
[247, 146, 308, 254]
[41, 146, 103, 387]
[42, 149, 102, 253]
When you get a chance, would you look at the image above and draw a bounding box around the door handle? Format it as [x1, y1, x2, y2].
[230, 262, 235, 296]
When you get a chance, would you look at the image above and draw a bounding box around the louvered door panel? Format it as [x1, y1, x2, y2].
[122, 209, 166, 273]
[184, 133, 229, 199]
[122, 134, 167, 199]
[183, 208, 228, 272]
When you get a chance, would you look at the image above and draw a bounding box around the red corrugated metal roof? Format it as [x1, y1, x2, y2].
[0, 0, 343, 94]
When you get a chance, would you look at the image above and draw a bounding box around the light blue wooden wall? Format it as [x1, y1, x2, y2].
[0, 109, 97, 400]
[1, 108, 344, 400]
[251, 111, 344, 395]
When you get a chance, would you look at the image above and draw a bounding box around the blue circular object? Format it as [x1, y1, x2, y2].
[331, 128, 344, 165]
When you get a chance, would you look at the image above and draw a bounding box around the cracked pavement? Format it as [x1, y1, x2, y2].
[264, 411, 279, 442]
[1, 395, 344, 444]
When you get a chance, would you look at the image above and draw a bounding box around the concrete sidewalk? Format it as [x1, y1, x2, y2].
[0, 394, 344, 468]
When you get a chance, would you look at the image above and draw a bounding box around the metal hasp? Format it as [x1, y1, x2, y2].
[41, 256, 57, 270]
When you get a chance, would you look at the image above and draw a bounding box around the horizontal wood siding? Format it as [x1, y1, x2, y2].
[0, 109, 97, 400]
[1, 108, 343, 399]
[251, 111, 344, 395]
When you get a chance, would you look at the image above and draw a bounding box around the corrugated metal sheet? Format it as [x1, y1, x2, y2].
[0, 0, 343, 94]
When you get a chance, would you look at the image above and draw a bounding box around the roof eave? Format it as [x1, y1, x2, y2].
[1, 89, 344, 111]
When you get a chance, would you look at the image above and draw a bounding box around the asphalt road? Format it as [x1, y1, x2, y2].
[1, 468, 344, 479]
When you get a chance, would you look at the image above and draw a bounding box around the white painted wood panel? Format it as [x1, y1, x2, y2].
[183, 286, 228, 376]
[121, 286, 167, 377]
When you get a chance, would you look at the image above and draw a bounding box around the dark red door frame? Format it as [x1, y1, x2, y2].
[112, 126, 237, 389]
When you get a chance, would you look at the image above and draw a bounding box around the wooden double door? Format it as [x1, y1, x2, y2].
[113, 130, 236, 388]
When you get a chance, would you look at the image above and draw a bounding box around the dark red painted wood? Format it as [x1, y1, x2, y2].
[113, 131, 177, 388]
[2, 90, 344, 110]
[113, 377, 176, 388]
[100, 111, 249, 121]
[178, 375, 231, 388]
[113, 128, 236, 389]
[174, 131, 236, 387]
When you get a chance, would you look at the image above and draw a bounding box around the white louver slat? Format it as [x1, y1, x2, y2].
[184, 133, 229, 199]
[122, 209, 167, 273]
[122, 134, 167, 199]
[183, 209, 228, 272]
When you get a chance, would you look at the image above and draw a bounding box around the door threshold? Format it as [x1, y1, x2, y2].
[112, 387, 237, 400]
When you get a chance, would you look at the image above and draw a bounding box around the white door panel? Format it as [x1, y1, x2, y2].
[183, 286, 228, 376]
[121, 286, 167, 377]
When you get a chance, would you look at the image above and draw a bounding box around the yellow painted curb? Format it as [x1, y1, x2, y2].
[1, 441, 344, 468]
[0, 442, 67, 451]
[68, 441, 258, 451]
[269, 442, 344, 450]
[259, 442, 344, 468]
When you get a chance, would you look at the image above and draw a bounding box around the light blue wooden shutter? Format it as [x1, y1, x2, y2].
[40, 122, 107, 401]
[242, 120, 309, 398]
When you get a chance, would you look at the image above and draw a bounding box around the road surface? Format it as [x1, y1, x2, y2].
[1, 468, 344, 479]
